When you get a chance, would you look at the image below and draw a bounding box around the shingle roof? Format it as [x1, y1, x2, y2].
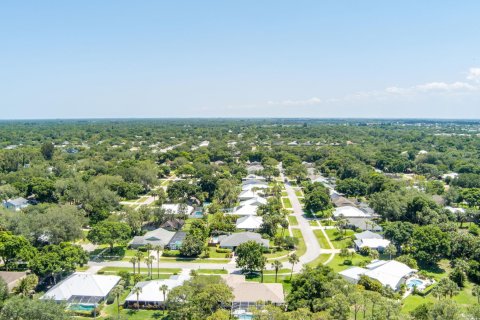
[354, 230, 383, 240]
[236, 215, 263, 230]
[223, 275, 284, 304]
[129, 228, 175, 247]
[219, 232, 269, 248]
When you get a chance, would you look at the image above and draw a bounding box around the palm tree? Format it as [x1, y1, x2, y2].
[159, 284, 169, 314]
[473, 284, 480, 304]
[280, 219, 289, 237]
[260, 256, 267, 283]
[288, 253, 300, 281]
[146, 256, 154, 279]
[129, 257, 138, 275]
[110, 284, 124, 320]
[153, 245, 163, 279]
[145, 243, 153, 257]
[135, 251, 145, 275]
[132, 286, 143, 310]
[271, 260, 283, 283]
[384, 244, 397, 260]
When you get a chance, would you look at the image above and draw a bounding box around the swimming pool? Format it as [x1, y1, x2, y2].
[69, 304, 95, 312]
[407, 278, 424, 289]
[194, 211, 203, 217]
[237, 315, 253, 320]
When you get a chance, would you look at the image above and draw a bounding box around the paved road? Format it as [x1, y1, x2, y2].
[280, 172, 322, 268]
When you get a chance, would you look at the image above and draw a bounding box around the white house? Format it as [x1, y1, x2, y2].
[353, 231, 390, 251]
[239, 196, 267, 207]
[236, 215, 263, 231]
[2, 197, 29, 211]
[333, 206, 370, 218]
[161, 203, 194, 215]
[444, 206, 466, 214]
[339, 260, 416, 291]
[241, 182, 268, 192]
[41, 273, 120, 306]
[242, 174, 266, 181]
[125, 274, 190, 308]
[228, 204, 259, 216]
[239, 190, 261, 201]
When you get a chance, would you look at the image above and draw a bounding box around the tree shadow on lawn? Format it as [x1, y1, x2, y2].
[89, 246, 126, 262]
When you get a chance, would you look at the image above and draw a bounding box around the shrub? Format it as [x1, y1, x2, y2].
[343, 259, 352, 265]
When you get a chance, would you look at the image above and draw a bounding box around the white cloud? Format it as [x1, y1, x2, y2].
[264, 67, 480, 107]
[467, 68, 480, 82]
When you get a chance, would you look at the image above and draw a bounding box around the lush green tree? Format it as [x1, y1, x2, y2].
[167, 275, 233, 320]
[303, 183, 332, 214]
[87, 220, 132, 252]
[213, 179, 239, 207]
[336, 178, 368, 197]
[410, 225, 450, 265]
[180, 234, 203, 257]
[40, 142, 55, 160]
[0, 232, 36, 270]
[12, 274, 38, 298]
[235, 240, 266, 273]
[0, 296, 70, 320]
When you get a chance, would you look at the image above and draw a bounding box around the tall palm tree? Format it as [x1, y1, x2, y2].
[145, 256, 154, 279]
[260, 256, 267, 283]
[135, 251, 145, 275]
[159, 284, 169, 314]
[129, 257, 138, 275]
[153, 245, 163, 279]
[145, 243, 153, 257]
[132, 286, 143, 310]
[110, 284, 124, 320]
[288, 253, 299, 281]
[271, 260, 283, 283]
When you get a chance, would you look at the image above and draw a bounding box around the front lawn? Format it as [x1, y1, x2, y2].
[313, 230, 331, 249]
[288, 215, 298, 226]
[282, 197, 292, 209]
[325, 229, 354, 249]
[291, 229, 306, 257]
[326, 253, 371, 273]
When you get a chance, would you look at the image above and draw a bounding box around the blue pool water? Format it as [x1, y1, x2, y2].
[194, 211, 203, 217]
[407, 279, 423, 288]
[69, 304, 95, 312]
[237, 315, 253, 320]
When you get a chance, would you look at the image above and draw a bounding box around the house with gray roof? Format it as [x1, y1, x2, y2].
[219, 232, 269, 250]
[166, 231, 187, 250]
[129, 228, 175, 249]
[2, 197, 29, 211]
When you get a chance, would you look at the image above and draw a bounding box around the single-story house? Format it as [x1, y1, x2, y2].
[333, 206, 370, 219]
[339, 260, 416, 291]
[161, 203, 194, 216]
[2, 197, 29, 211]
[223, 274, 285, 310]
[332, 196, 357, 208]
[0, 271, 27, 292]
[241, 182, 268, 192]
[353, 231, 390, 251]
[243, 174, 266, 181]
[219, 232, 269, 250]
[239, 190, 261, 201]
[41, 273, 120, 306]
[129, 228, 175, 249]
[236, 215, 263, 231]
[246, 164, 264, 174]
[160, 218, 185, 231]
[240, 196, 267, 207]
[228, 204, 259, 216]
[166, 231, 187, 250]
[345, 218, 382, 232]
[125, 274, 190, 308]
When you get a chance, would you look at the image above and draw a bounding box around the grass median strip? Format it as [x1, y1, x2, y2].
[313, 229, 331, 249]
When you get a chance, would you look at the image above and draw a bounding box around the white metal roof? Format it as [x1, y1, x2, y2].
[333, 206, 369, 218]
[161, 203, 194, 215]
[41, 273, 120, 302]
[125, 274, 190, 303]
[236, 215, 263, 230]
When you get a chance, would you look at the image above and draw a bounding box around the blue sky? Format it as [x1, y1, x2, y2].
[1, 1, 480, 119]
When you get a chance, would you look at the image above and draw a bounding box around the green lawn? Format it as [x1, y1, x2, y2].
[313, 230, 331, 249]
[282, 197, 292, 209]
[159, 257, 230, 264]
[291, 229, 306, 257]
[196, 269, 228, 274]
[309, 220, 319, 226]
[245, 274, 292, 293]
[265, 249, 291, 260]
[281, 191, 288, 197]
[288, 215, 298, 226]
[325, 229, 354, 249]
[206, 246, 232, 258]
[326, 253, 371, 273]
[98, 266, 181, 274]
[306, 254, 331, 267]
[294, 189, 303, 197]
